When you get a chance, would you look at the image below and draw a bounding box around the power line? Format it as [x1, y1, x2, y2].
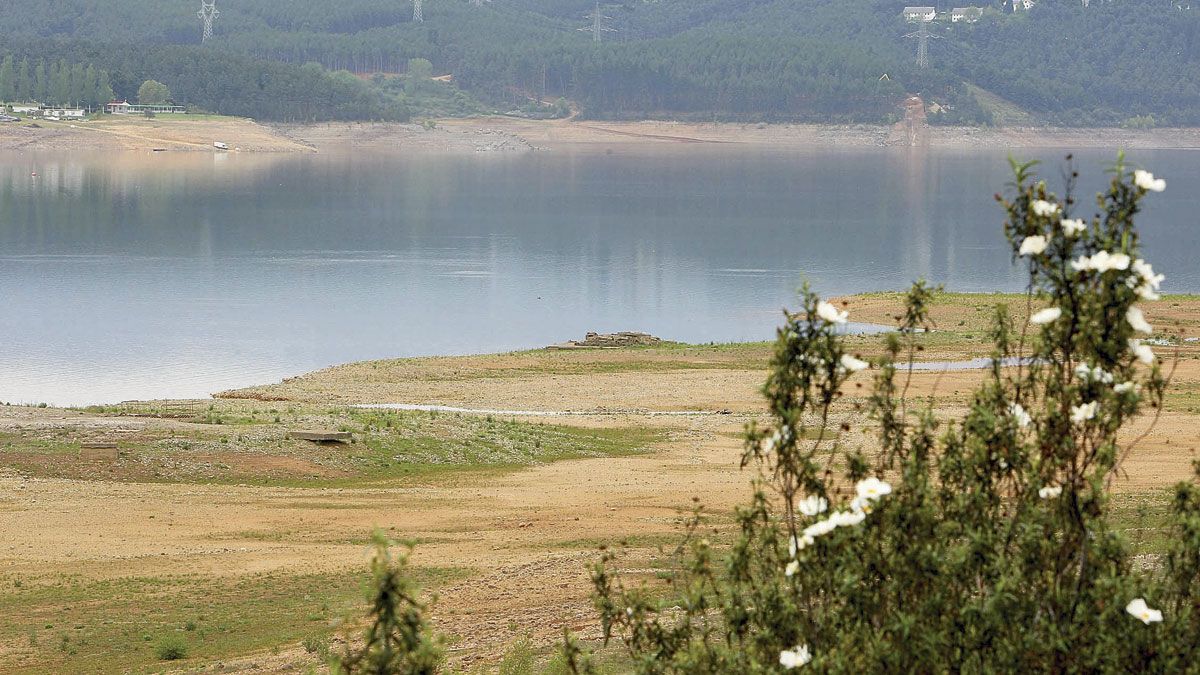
[578, 1, 617, 43]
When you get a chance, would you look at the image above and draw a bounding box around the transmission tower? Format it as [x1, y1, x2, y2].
[414, 0, 424, 23]
[470, 0, 491, 6]
[198, 1, 219, 43]
[578, 1, 616, 42]
[903, 21, 941, 69]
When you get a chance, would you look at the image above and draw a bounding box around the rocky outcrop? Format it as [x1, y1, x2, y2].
[549, 332, 662, 349]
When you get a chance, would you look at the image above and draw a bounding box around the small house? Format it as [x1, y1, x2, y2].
[106, 99, 184, 114]
[903, 6, 937, 22]
[106, 100, 186, 115]
[951, 7, 984, 22]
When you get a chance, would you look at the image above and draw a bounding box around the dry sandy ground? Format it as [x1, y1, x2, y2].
[435, 118, 1200, 152]
[6, 116, 1200, 156]
[1, 297, 1197, 672]
[0, 117, 312, 153]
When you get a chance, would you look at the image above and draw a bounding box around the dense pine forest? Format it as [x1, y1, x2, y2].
[0, 0, 1196, 125]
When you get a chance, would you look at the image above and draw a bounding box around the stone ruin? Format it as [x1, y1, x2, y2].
[549, 331, 663, 349]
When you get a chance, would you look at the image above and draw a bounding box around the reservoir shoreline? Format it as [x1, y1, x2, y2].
[2, 115, 1200, 154]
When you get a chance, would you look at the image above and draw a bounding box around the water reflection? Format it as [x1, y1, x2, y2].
[0, 147, 1195, 405]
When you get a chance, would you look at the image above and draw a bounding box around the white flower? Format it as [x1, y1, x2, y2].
[1126, 598, 1164, 624]
[840, 354, 870, 373]
[1129, 339, 1156, 365]
[762, 427, 791, 455]
[1114, 381, 1136, 394]
[1071, 401, 1099, 423]
[829, 509, 867, 527]
[1073, 251, 1131, 273]
[1019, 235, 1048, 256]
[779, 644, 812, 669]
[1126, 306, 1153, 335]
[1030, 307, 1062, 325]
[850, 495, 877, 514]
[856, 477, 893, 501]
[785, 560, 800, 577]
[1133, 170, 1167, 193]
[1075, 364, 1113, 384]
[1039, 485, 1063, 499]
[788, 534, 815, 556]
[798, 495, 829, 517]
[816, 301, 848, 325]
[803, 519, 838, 539]
[1009, 403, 1032, 429]
[1129, 259, 1165, 301]
[1060, 218, 1087, 237]
[1031, 200, 1061, 217]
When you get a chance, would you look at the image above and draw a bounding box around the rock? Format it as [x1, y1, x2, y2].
[548, 331, 663, 349]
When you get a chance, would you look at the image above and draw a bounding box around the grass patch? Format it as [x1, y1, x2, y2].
[1108, 489, 1178, 556]
[0, 405, 666, 487]
[0, 566, 468, 674]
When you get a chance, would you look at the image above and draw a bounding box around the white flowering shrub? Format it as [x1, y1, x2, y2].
[574, 157, 1200, 672]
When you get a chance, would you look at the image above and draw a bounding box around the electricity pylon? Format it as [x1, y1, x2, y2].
[903, 20, 941, 69]
[470, 0, 491, 6]
[198, 1, 219, 43]
[578, 1, 616, 42]
[414, 0, 424, 22]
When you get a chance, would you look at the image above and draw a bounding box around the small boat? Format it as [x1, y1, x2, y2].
[213, 141, 229, 150]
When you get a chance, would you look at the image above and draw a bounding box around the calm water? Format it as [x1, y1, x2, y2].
[0, 147, 1196, 406]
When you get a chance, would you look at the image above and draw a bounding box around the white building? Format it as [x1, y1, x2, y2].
[11, 105, 40, 114]
[951, 7, 984, 22]
[105, 100, 186, 115]
[904, 6, 937, 21]
[42, 108, 86, 119]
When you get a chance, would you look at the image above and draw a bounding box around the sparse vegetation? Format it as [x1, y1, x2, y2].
[336, 531, 442, 674]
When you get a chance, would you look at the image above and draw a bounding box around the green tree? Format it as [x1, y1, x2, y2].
[335, 531, 442, 674]
[0, 55, 14, 103]
[16, 59, 31, 102]
[33, 61, 46, 103]
[137, 79, 171, 104]
[52, 59, 70, 105]
[69, 63, 86, 106]
[405, 57, 433, 95]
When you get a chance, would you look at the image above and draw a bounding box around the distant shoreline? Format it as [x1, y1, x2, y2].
[2, 115, 1199, 154]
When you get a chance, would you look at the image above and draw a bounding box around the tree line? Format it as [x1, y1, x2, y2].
[0, 39, 408, 122]
[0, 0, 1194, 125]
[0, 55, 115, 108]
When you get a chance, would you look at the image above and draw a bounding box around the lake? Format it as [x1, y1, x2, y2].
[0, 146, 1196, 406]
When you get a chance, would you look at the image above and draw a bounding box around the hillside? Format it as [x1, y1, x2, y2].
[0, 0, 1196, 125]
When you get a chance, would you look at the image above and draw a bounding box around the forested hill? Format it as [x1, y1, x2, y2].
[0, 0, 1196, 125]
